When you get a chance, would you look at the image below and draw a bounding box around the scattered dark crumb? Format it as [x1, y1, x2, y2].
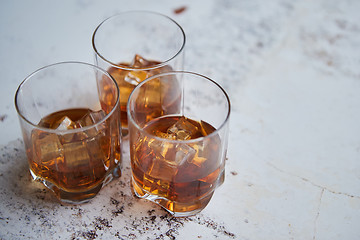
[72, 208, 84, 217]
[150, 216, 156, 224]
[111, 197, 120, 206]
[166, 229, 178, 240]
[0, 114, 7, 122]
[230, 171, 238, 176]
[93, 217, 112, 230]
[174, 6, 187, 14]
[127, 233, 137, 239]
[82, 230, 98, 240]
[191, 217, 236, 239]
[112, 206, 124, 216]
[224, 230, 236, 238]
[148, 209, 156, 215]
[244, 219, 249, 223]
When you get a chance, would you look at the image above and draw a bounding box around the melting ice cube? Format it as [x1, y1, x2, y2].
[55, 116, 76, 131]
[154, 130, 176, 140]
[63, 141, 90, 168]
[124, 71, 148, 85]
[74, 110, 106, 138]
[174, 143, 196, 166]
[144, 138, 196, 182]
[75, 110, 106, 127]
[32, 130, 64, 165]
[131, 54, 154, 68]
[167, 117, 199, 140]
[123, 55, 153, 85]
[86, 135, 109, 172]
[148, 138, 173, 160]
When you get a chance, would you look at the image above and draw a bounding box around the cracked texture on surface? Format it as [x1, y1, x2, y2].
[1, 0, 360, 239]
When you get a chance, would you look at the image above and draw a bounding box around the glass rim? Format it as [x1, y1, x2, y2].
[92, 10, 186, 71]
[14, 61, 120, 134]
[127, 71, 231, 144]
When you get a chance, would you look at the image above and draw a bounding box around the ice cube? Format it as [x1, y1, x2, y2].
[54, 116, 83, 143]
[86, 135, 109, 173]
[55, 116, 76, 130]
[147, 156, 178, 182]
[141, 138, 176, 181]
[149, 140, 195, 166]
[75, 110, 105, 127]
[32, 130, 64, 165]
[131, 54, 153, 68]
[123, 54, 154, 84]
[63, 141, 90, 168]
[59, 131, 88, 144]
[89, 110, 106, 123]
[133, 79, 163, 122]
[167, 117, 199, 140]
[124, 71, 147, 85]
[74, 110, 106, 137]
[174, 143, 196, 166]
[148, 138, 173, 160]
[186, 140, 209, 168]
[188, 137, 220, 171]
[154, 130, 176, 140]
[134, 135, 155, 171]
[190, 153, 207, 167]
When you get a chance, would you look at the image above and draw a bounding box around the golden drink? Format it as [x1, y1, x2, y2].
[27, 108, 121, 202]
[107, 54, 173, 129]
[130, 115, 224, 215]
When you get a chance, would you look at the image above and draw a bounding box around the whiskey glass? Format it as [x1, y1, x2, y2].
[127, 71, 230, 217]
[92, 11, 185, 134]
[15, 62, 122, 204]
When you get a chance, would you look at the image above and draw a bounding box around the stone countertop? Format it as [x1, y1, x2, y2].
[1, 0, 359, 239]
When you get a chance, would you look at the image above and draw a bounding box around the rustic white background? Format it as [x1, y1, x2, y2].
[0, 0, 359, 239]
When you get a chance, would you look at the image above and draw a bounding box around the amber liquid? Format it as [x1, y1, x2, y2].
[27, 108, 121, 203]
[131, 116, 223, 215]
[107, 54, 174, 129]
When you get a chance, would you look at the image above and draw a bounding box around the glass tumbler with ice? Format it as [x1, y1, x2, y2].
[127, 71, 231, 217]
[15, 62, 122, 204]
[92, 11, 186, 133]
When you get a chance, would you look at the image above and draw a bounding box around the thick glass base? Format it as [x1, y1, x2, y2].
[131, 176, 214, 217]
[30, 165, 121, 204]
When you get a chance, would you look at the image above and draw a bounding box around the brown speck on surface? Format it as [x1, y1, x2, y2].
[0, 114, 7, 122]
[166, 229, 178, 240]
[174, 6, 187, 14]
[93, 217, 112, 230]
[112, 206, 124, 216]
[224, 230, 236, 238]
[230, 171, 238, 176]
[82, 230, 98, 240]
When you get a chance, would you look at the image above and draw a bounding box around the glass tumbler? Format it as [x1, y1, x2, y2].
[92, 11, 186, 133]
[127, 71, 231, 217]
[15, 62, 122, 204]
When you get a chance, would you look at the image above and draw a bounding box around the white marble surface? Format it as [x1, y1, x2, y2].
[1, 0, 360, 239]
